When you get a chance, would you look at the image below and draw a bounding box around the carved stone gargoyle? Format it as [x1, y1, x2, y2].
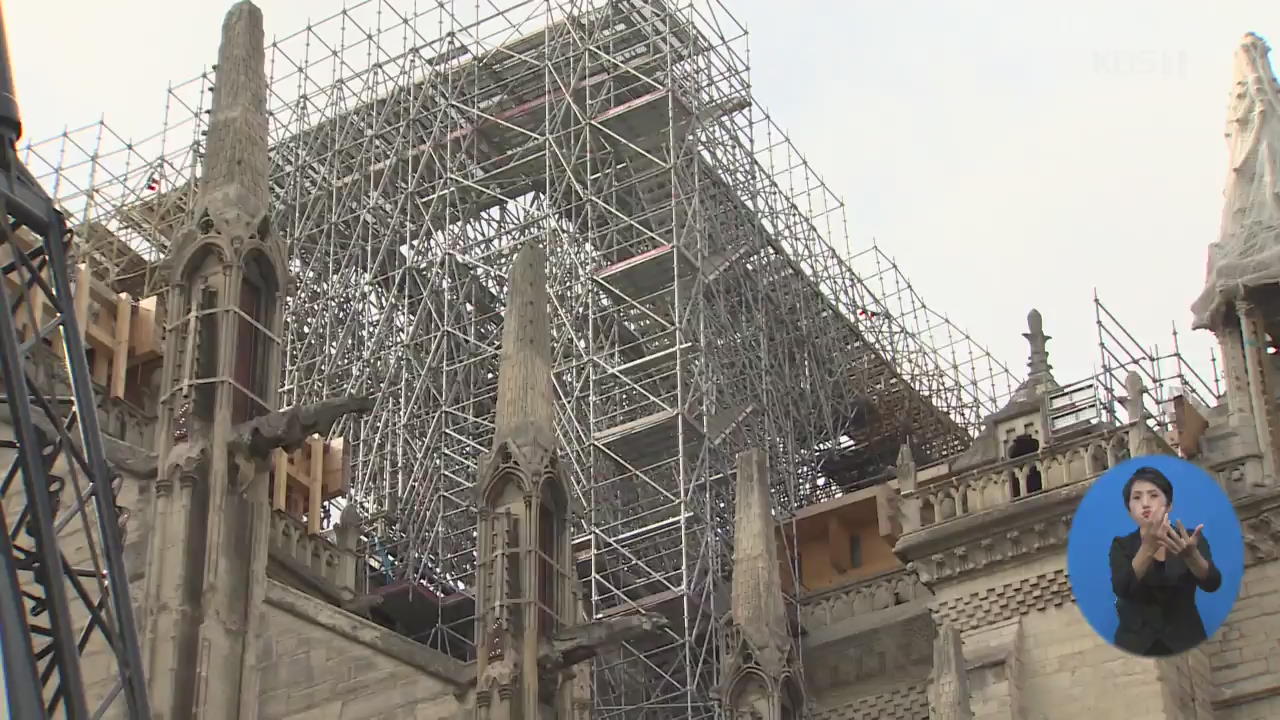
[226, 394, 375, 492]
[537, 613, 670, 678]
[231, 394, 376, 459]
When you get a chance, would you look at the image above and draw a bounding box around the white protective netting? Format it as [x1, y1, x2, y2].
[1192, 33, 1280, 331]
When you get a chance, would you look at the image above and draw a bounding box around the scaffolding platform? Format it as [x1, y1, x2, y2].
[593, 408, 705, 466]
[27, 0, 1021, 714]
[594, 243, 698, 302]
[368, 579, 476, 662]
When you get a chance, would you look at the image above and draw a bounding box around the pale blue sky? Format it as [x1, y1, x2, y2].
[3, 1, 1280, 710]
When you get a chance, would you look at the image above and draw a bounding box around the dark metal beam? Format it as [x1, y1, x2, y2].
[0, 1, 151, 716]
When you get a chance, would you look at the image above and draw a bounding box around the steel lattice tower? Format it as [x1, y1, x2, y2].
[0, 4, 151, 718]
[22, 1, 1018, 717]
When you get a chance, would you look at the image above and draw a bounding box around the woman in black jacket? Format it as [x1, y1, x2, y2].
[1108, 466, 1222, 656]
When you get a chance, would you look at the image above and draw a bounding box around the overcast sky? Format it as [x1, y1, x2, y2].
[9, 0, 1279, 398]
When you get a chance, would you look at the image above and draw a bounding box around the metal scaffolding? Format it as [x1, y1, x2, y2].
[0, 4, 150, 716]
[1093, 291, 1221, 437]
[25, 0, 1018, 716]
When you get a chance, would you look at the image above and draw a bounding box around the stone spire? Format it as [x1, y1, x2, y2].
[730, 448, 789, 650]
[1191, 32, 1280, 331]
[492, 242, 557, 451]
[1188, 33, 1280, 485]
[719, 448, 796, 718]
[197, 0, 270, 228]
[473, 241, 574, 719]
[1009, 309, 1058, 404]
[141, 4, 283, 718]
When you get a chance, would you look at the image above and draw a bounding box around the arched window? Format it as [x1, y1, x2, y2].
[1007, 434, 1042, 498]
[537, 498, 558, 637]
[232, 253, 276, 423]
[192, 285, 220, 423]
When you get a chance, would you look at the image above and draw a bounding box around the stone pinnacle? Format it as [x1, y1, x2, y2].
[730, 448, 789, 654]
[493, 242, 556, 450]
[198, 0, 269, 224]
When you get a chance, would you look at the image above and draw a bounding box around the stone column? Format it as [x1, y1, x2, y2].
[896, 442, 922, 533]
[928, 623, 973, 720]
[720, 447, 796, 720]
[1217, 321, 1254, 431]
[1237, 299, 1278, 481]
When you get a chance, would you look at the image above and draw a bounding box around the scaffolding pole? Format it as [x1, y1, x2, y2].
[25, 1, 1017, 716]
[0, 3, 150, 717]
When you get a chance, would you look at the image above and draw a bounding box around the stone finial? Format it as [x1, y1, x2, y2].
[1122, 371, 1161, 456]
[335, 502, 364, 550]
[729, 448, 790, 664]
[1024, 309, 1052, 383]
[896, 441, 922, 532]
[1191, 32, 1280, 331]
[1123, 371, 1146, 423]
[1007, 308, 1058, 405]
[196, 1, 270, 233]
[492, 243, 556, 451]
[928, 623, 974, 720]
[1028, 308, 1043, 335]
[896, 440, 915, 471]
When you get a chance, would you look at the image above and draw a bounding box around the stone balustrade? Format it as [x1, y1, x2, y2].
[268, 509, 359, 600]
[899, 424, 1150, 534]
[798, 568, 929, 628]
[100, 399, 158, 450]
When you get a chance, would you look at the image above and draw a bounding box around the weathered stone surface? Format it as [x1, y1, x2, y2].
[28, 408, 159, 478]
[1205, 498, 1280, 718]
[728, 447, 791, 662]
[809, 682, 929, 720]
[491, 242, 556, 452]
[258, 581, 468, 719]
[231, 394, 375, 458]
[538, 613, 669, 675]
[195, 0, 271, 239]
[926, 623, 972, 720]
[1193, 33, 1280, 330]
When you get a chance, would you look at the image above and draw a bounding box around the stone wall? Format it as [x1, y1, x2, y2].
[964, 617, 1021, 719]
[257, 580, 469, 719]
[0, 423, 152, 718]
[1204, 497, 1280, 720]
[810, 682, 929, 720]
[2, 419, 472, 719]
[1016, 603, 1173, 719]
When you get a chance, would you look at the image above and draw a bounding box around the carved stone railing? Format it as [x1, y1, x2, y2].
[268, 509, 358, 601]
[900, 425, 1145, 534]
[99, 399, 157, 450]
[1209, 451, 1268, 500]
[798, 568, 929, 628]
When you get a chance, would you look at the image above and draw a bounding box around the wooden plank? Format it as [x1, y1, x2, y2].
[110, 293, 132, 399]
[129, 296, 162, 364]
[72, 263, 91, 342]
[273, 449, 288, 512]
[307, 435, 324, 536]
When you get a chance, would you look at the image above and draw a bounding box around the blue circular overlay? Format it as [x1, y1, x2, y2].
[1066, 454, 1244, 651]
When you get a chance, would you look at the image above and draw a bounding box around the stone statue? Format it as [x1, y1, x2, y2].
[1192, 33, 1280, 330]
